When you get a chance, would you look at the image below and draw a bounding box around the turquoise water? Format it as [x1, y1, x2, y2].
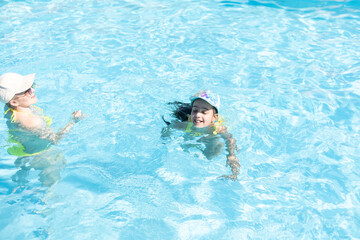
[1, 0, 360, 239]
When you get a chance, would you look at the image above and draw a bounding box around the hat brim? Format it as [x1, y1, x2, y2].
[190, 97, 218, 113]
[16, 73, 35, 94]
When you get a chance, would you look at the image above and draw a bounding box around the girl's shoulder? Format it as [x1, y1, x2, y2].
[170, 120, 188, 131]
[214, 124, 227, 134]
[213, 115, 228, 134]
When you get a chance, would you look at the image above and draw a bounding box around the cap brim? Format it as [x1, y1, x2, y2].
[190, 97, 218, 113]
[17, 73, 35, 93]
[190, 96, 199, 105]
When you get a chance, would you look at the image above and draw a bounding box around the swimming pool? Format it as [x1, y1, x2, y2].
[1, 0, 359, 239]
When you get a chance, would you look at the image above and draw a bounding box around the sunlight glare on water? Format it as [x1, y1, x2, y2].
[0, 0, 360, 239]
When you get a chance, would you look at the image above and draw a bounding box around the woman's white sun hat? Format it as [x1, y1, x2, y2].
[0, 73, 35, 103]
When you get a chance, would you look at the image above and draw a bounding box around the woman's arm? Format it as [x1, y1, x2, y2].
[32, 110, 84, 144]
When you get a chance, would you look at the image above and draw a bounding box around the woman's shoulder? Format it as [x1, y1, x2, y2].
[16, 111, 46, 131]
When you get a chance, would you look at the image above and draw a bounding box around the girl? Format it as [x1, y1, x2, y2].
[162, 90, 240, 180]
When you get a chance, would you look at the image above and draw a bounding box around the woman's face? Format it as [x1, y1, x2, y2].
[191, 99, 218, 128]
[9, 87, 37, 108]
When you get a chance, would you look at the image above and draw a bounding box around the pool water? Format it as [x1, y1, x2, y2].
[1, 0, 359, 239]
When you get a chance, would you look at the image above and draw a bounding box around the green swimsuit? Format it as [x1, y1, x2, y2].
[4, 106, 53, 157]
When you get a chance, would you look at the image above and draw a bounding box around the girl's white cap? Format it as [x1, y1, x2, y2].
[190, 90, 220, 113]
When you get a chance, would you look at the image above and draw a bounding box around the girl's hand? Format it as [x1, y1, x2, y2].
[219, 174, 238, 181]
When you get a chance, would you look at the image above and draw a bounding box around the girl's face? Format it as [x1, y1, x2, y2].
[191, 99, 218, 128]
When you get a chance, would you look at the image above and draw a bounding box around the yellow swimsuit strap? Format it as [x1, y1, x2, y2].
[213, 115, 226, 135]
[184, 115, 202, 136]
[184, 115, 193, 133]
[4, 108, 17, 123]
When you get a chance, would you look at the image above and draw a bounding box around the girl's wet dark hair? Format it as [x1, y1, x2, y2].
[162, 100, 217, 125]
[168, 101, 192, 121]
[162, 101, 191, 125]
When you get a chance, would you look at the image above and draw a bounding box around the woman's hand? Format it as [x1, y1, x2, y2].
[72, 110, 85, 123]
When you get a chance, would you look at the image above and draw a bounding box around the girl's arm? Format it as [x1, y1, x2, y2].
[219, 130, 240, 180]
[161, 120, 188, 138]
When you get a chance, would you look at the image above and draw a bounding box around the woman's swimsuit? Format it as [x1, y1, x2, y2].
[4, 106, 53, 157]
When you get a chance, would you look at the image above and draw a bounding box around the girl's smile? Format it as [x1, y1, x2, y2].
[191, 99, 218, 128]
